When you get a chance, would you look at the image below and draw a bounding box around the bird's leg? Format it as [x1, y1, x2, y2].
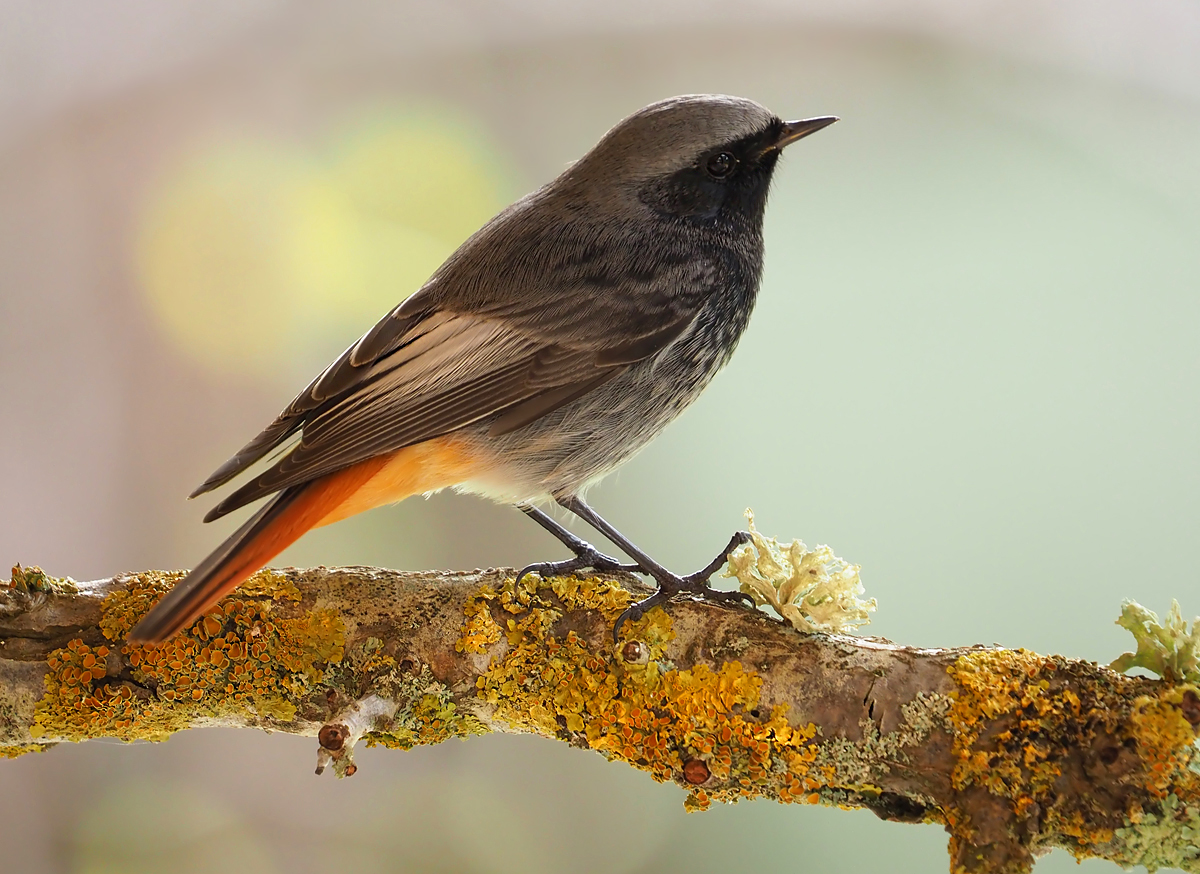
[556, 495, 756, 640]
[514, 504, 640, 585]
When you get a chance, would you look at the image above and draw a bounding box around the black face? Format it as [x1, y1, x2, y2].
[639, 118, 786, 226]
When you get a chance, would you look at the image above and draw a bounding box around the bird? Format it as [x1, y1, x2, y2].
[128, 94, 837, 645]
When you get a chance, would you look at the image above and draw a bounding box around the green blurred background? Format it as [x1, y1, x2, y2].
[2, 2, 1199, 872]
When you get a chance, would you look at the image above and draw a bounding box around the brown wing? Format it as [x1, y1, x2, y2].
[188, 306, 442, 498]
[201, 312, 627, 521]
[189, 265, 704, 505]
[190, 189, 721, 519]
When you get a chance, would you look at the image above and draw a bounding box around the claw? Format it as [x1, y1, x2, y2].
[517, 519, 758, 644]
[515, 546, 640, 587]
[610, 531, 757, 642]
[681, 530, 751, 587]
[612, 589, 673, 642]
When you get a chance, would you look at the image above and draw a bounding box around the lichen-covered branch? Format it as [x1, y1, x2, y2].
[2, 565, 1198, 874]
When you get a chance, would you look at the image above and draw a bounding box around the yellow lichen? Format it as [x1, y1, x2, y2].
[948, 649, 1064, 798]
[545, 573, 636, 621]
[1129, 685, 1200, 800]
[463, 574, 829, 811]
[8, 564, 76, 595]
[0, 743, 49, 759]
[32, 569, 345, 743]
[947, 650, 1200, 867]
[456, 596, 502, 654]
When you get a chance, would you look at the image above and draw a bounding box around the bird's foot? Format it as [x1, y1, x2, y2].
[515, 544, 640, 587]
[612, 531, 757, 642]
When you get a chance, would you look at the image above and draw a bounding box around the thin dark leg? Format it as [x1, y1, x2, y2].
[556, 495, 755, 639]
[514, 504, 640, 585]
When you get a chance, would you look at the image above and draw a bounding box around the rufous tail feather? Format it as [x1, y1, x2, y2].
[128, 455, 392, 644]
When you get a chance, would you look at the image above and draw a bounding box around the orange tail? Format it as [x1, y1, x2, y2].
[127, 454, 392, 644]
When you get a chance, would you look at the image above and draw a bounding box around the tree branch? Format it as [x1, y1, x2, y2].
[2, 565, 1198, 873]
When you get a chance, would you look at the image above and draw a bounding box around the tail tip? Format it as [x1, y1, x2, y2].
[126, 613, 171, 646]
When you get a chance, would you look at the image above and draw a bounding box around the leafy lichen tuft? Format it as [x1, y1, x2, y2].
[723, 510, 875, 634]
[1111, 600, 1200, 685]
[31, 569, 345, 743]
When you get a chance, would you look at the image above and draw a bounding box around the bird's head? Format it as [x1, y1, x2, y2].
[561, 94, 837, 224]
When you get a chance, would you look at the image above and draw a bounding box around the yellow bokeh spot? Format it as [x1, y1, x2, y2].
[136, 107, 515, 380]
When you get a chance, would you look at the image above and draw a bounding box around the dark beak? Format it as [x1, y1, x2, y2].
[773, 116, 839, 150]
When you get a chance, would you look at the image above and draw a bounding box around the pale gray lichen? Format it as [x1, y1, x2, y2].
[1110, 600, 1200, 685]
[315, 639, 487, 777]
[0, 670, 42, 750]
[1111, 793, 1200, 873]
[724, 510, 876, 634]
[315, 694, 399, 777]
[812, 692, 952, 795]
[359, 660, 487, 752]
[706, 634, 752, 663]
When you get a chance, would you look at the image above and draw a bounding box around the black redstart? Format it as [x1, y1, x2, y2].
[130, 94, 837, 643]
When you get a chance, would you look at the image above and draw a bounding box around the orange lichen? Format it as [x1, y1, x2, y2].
[1129, 685, 1200, 800]
[948, 649, 1066, 799]
[463, 574, 822, 811]
[456, 596, 502, 654]
[8, 564, 67, 594]
[947, 650, 1200, 869]
[32, 570, 344, 742]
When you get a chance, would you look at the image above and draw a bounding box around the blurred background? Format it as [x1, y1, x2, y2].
[2, 1, 1199, 872]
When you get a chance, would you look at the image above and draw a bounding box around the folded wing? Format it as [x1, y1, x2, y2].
[189, 197, 719, 520]
[201, 311, 626, 521]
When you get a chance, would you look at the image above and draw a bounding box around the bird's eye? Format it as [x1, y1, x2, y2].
[705, 152, 737, 179]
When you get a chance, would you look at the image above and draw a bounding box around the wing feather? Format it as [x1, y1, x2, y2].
[191, 192, 724, 514]
[203, 315, 625, 520]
